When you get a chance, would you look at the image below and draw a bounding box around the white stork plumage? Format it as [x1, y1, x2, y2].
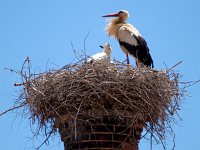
[87, 43, 112, 64]
[102, 10, 154, 68]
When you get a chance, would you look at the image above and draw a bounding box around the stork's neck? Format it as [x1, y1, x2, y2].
[106, 18, 125, 38]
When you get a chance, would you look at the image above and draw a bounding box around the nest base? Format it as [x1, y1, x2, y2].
[56, 114, 145, 150]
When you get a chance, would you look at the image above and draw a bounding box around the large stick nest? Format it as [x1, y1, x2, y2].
[16, 58, 182, 147]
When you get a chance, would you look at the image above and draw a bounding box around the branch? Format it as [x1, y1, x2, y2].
[184, 79, 200, 88]
[0, 102, 27, 116]
[83, 32, 90, 52]
[4, 67, 20, 75]
[35, 128, 55, 150]
[83, 32, 90, 62]
[165, 61, 182, 73]
[14, 81, 31, 86]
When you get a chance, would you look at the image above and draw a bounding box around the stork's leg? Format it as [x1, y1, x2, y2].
[126, 54, 130, 64]
[136, 59, 139, 67]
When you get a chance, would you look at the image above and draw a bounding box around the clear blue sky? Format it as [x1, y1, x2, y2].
[0, 0, 200, 149]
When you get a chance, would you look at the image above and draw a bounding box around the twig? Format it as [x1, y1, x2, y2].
[71, 41, 80, 61]
[165, 61, 182, 73]
[21, 57, 31, 83]
[74, 99, 84, 140]
[83, 32, 90, 62]
[83, 32, 90, 52]
[184, 79, 200, 88]
[0, 102, 27, 116]
[14, 82, 31, 86]
[35, 128, 55, 150]
[4, 68, 20, 74]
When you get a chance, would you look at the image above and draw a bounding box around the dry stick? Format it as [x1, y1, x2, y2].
[30, 83, 45, 96]
[27, 57, 31, 82]
[83, 32, 90, 62]
[149, 126, 162, 150]
[122, 122, 136, 143]
[122, 92, 144, 112]
[165, 61, 182, 73]
[4, 67, 20, 74]
[71, 41, 78, 60]
[70, 43, 87, 63]
[180, 80, 200, 84]
[35, 128, 55, 150]
[184, 79, 200, 88]
[0, 102, 27, 116]
[172, 132, 176, 150]
[74, 99, 84, 140]
[21, 57, 30, 83]
[47, 101, 61, 117]
[83, 32, 90, 52]
[14, 81, 31, 86]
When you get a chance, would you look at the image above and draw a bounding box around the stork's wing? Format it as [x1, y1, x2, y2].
[87, 52, 108, 63]
[118, 24, 154, 68]
[91, 52, 107, 60]
[118, 24, 140, 46]
[118, 24, 142, 57]
[133, 35, 154, 68]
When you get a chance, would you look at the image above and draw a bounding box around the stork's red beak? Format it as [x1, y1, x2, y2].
[102, 12, 119, 17]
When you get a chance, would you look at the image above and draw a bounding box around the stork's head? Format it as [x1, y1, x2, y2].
[100, 43, 112, 56]
[102, 10, 129, 21]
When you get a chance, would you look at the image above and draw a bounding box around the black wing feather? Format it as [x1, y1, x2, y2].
[119, 35, 154, 68]
[119, 40, 137, 57]
[135, 35, 154, 68]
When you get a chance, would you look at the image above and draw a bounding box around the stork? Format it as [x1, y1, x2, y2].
[102, 10, 154, 68]
[87, 43, 112, 64]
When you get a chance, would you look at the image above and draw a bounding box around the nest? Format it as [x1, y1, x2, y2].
[14, 58, 182, 148]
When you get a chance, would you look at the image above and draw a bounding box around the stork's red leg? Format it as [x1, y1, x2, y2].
[126, 54, 130, 64]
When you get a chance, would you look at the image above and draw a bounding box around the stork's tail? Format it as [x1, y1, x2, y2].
[135, 45, 154, 68]
[144, 53, 154, 68]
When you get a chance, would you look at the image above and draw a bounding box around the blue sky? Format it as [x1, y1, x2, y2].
[0, 0, 200, 149]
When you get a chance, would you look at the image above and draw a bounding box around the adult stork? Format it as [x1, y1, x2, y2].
[87, 43, 112, 64]
[102, 10, 154, 68]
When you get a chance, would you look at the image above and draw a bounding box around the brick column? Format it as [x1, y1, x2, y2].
[56, 115, 145, 150]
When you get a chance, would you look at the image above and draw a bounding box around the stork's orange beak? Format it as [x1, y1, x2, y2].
[102, 12, 119, 17]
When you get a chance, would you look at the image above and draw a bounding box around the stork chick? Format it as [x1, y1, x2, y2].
[87, 43, 112, 64]
[102, 10, 154, 68]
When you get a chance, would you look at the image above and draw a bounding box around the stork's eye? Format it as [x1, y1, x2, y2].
[118, 11, 123, 14]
